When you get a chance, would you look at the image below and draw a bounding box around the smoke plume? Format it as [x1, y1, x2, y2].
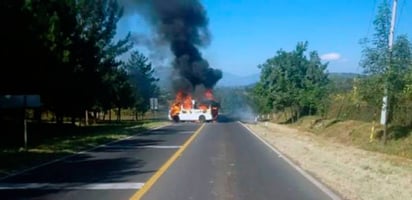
[123, 0, 222, 93]
[130, 32, 170, 67]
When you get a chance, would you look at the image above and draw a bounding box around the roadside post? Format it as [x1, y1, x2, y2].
[23, 95, 27, 149]
[150, 97, 158, 120]
[1, 95, 41, 150]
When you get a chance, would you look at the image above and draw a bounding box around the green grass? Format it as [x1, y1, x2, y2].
[0, 120, 169, 178]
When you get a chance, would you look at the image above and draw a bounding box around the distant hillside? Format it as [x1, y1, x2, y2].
[217, 72, 259, 87]
[154, 67, 260, 89]
[329, 72, 361, 79]
[328, 72, 362, 92]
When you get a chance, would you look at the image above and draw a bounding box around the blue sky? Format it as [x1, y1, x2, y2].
[117, 0, 412, 76]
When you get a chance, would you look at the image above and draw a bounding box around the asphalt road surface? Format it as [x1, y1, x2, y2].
[0, 119, 338, 200]
[0, 123, 201, 200]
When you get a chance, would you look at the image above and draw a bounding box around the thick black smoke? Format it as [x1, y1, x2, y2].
[124, 0, 222, 92]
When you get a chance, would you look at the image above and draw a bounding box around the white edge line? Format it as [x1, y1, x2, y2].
[238, 121, 342, 200]
[0, 123, 171, 181]
[105, 145, 181, 149]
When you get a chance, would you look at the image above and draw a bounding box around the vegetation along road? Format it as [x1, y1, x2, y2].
[0, 119, 340, 200]
[2, 0, 411, 199]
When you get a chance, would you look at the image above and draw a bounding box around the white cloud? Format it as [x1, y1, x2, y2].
[320, 53, 342, 61]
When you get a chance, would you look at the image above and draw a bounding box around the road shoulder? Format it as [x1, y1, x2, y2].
[245, 122, 412, 200]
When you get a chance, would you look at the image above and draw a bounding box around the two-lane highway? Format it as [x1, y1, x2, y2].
[0, 120, 339, 200]
[140, 122, 336, 200]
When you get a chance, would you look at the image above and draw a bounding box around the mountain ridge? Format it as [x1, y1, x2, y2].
[154, 67, 260, 88]
[154, 67, 362, 89]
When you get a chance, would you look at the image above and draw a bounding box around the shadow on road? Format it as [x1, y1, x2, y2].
[1, 153, 154, 199]
[0, 126, 178, 199]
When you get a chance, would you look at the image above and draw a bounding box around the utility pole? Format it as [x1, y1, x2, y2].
[380, 0, 398, 144]
[23, 95, 28, 150]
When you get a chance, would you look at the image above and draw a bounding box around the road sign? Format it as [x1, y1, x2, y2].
[150, 98, 158, 110]
[0, 95, 41, 108]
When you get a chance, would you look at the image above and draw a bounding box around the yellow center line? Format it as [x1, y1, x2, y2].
[129, 123, 206, 200]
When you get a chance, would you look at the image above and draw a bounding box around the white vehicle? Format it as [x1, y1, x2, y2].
[168, 100, 218, 123]
[168, 107, 213, 123]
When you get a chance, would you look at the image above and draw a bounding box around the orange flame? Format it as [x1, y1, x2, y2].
[183, 94, 193, 110]
[204, 89, 214, 100]
[170, 89, 219, 120]
[197, 89, 214, 111]
[170, 103, 181, 117]
[170, 91, 193, 117]
[198, 104, 208, 111]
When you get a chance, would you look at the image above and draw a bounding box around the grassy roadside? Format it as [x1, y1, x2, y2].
[0, 120, 169, 178]
[287, 116, 412, 160]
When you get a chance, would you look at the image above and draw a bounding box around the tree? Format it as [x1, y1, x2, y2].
[65, 0, 132, 122]
[359, 0, 412, 130]
[254, 42, 329, 121]
[252, 82, 273, 114]
[113, 68, 135, 121]
[1, 0, 133, 124]
[124, 51, 159, 119]
[1, 0, 57, 94]
[360, 1, 391, 75]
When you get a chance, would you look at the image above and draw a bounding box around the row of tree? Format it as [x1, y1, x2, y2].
[1, 0, 159, 123]
[251, 1, 412, 140]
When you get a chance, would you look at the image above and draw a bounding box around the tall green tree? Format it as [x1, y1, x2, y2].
[252, 82, 273, 114]
[124, 51, 159, 119]
[358, 1, 391, 115]
[360, 1, 391, 75]
[1, 0, 133, 124]
[359, 0, 412, 129]
[65, 0, 132, 121]
[254, 42, 329, 120]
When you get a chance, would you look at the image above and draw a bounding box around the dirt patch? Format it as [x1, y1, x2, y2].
[246, 122, 412, 200]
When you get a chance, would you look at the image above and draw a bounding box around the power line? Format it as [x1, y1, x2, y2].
[365, 0, 378, 38]
[358, 0, 378, 73]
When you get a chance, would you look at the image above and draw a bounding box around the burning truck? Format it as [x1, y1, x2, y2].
[169, 89, 219, 123]
[132, 0, 222, 122]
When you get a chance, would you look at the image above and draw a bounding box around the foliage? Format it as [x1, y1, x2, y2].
[359, 1, 391, 75]
[253, 42, 329, 120]
[358, 0, 412, 126]
[124, 51, 159, 115]
[0, 0, 153, 123]
[328, 73, 361, 94]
